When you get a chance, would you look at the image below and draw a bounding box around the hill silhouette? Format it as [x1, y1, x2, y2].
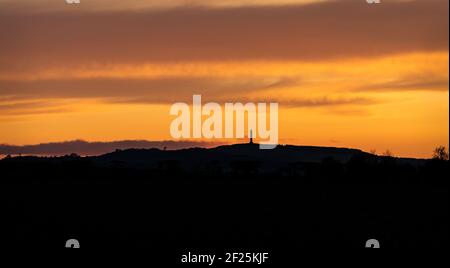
[89, 143, 427, 174]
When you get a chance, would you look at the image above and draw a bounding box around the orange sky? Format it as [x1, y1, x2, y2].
[0, 0, 448, 158]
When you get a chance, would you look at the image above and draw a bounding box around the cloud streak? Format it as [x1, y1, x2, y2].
[0, 76, 377, 116]
[0, 77, 295, 102]
[0, 139, 228, 156]
[357, 77, 449, 92]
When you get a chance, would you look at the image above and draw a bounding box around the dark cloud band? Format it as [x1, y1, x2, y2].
[0, 0, 447, 71]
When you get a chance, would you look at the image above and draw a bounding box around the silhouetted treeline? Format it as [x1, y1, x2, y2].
[0, 144, 448, 251]
[1, 144, 447, 185]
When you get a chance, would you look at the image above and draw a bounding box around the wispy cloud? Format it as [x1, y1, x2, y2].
[357, 77, 449, 92]
[0, 76, 294, 103]
[279, 97, 377, 108]
[0, 100, 72, 116]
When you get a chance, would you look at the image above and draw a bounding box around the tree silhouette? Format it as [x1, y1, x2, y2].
[432, 146, 449, 161]
[382, 149, 393, 157]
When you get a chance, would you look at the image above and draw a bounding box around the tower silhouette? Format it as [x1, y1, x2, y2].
[250, 129, 254, 144]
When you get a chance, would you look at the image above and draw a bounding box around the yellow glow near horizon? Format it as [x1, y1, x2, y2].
[0, 52, 448, 158]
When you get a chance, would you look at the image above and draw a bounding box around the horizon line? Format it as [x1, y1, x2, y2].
[0, 138, 435, 160]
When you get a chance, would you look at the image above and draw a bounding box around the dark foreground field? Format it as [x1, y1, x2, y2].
[1, 144, 448, 257]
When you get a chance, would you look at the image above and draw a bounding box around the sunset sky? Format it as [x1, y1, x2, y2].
[0, 0, 448, 158]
